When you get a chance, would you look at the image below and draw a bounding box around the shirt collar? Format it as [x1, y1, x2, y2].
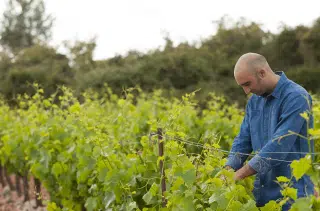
[268, 71, 288, 99]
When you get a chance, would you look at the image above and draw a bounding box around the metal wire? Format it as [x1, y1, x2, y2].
[165, 135, 319, 164]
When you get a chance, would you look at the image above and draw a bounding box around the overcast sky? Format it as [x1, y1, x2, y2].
[1, 0, 320, 60]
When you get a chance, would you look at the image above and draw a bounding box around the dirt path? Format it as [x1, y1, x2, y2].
[0, 175, 49, 211]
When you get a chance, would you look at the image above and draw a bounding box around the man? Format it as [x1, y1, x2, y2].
[225, 52, 315, 210]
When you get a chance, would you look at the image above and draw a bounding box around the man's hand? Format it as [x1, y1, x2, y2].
[234, 164, 257, 181]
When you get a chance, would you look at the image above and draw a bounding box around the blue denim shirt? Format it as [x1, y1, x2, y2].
[226, 71, 314, 209]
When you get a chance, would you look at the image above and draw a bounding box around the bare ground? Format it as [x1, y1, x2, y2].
[0, 175, 50, 211]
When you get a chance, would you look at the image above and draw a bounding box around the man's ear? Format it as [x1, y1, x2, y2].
[258, 69, 266, 78]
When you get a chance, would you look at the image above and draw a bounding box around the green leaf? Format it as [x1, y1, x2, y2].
[209, 193, 219, 204]
[260, 200, 281, 211]
[76, 168, 91, 183]
[209, 191, 228, 209]
[175, 165, 196, 185]
[177, 131, 187, 139]
[30, 163, 47, 179]
[290, 155, 312, 181]
[103, 192, 116, 209]
[229, 201, 242, 210]
[182, 197, 196, 211]
[142, 183, 158, 205]
[276, 176, 290, 183]
[157, 156, 164, 166]
[149, 182, 158, 196]
[240, 199, 259, 211]
[208, 178, 223, 188]
[142, 191, 153, 205]
[172, 177, 184, 191]
[300, 112, 309, 121]
[290, 198, 313, 211]
[281, 187, 297, 200]
[126, 202, 137, 210]
[217, 196, 229, 209]
[85, 197, 98, 211]
[182, 169, 196, 185]
[47, 202, 61, 211]
[212, 143, 220, 149]
[98, 167, 108, 182]
[51, 162, 63, 178]
[196, 204, 203, 210]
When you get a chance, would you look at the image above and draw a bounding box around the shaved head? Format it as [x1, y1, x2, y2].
[234, 53, 269, 75]
[233, 53, 279, 96]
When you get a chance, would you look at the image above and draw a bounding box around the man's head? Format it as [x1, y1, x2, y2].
[234, 53, 278, 96]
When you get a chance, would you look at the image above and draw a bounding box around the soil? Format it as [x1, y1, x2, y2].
[0, 175, 50, 211]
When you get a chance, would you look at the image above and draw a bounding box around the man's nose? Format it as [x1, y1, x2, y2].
[243, 87, 251, 95]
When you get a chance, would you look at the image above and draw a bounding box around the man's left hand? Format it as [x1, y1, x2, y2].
[234, 164, 257, 181]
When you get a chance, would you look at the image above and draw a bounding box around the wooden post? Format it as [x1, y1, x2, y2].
[157, 128, 167, 207]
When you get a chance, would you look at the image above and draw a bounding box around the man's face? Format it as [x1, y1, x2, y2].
[234, 70, 265, 96]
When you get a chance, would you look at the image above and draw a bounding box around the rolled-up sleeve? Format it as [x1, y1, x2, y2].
[248, 93, 312, 175]
[226, 99, 253, 171]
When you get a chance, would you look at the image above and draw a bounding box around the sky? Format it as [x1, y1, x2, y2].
[1, 0, 320, 60]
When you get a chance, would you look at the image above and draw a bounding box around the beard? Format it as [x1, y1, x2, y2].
[255, 76, 268, 97]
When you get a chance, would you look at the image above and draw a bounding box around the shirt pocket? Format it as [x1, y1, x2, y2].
[250, 109, 261, 150]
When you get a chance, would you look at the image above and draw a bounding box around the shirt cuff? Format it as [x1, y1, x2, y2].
[248, 155, 271, 175]
[225, 154, 246, 171]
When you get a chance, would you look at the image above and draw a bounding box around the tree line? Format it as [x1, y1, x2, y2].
[1, 0, 320, 107]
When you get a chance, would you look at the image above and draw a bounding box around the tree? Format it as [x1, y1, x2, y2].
[1, 44, 72, 99]
[300, 18, 320, 65]
[0, 0, 54, 54]
[63, 37, 97, 73]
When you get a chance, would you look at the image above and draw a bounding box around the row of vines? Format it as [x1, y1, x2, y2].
[0, 84, 319, 210]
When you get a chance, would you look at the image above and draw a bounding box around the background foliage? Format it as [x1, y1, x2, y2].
[1, 1, 320, 107]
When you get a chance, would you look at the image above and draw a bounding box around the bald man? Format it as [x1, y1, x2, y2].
[225, 53, 315, 210]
